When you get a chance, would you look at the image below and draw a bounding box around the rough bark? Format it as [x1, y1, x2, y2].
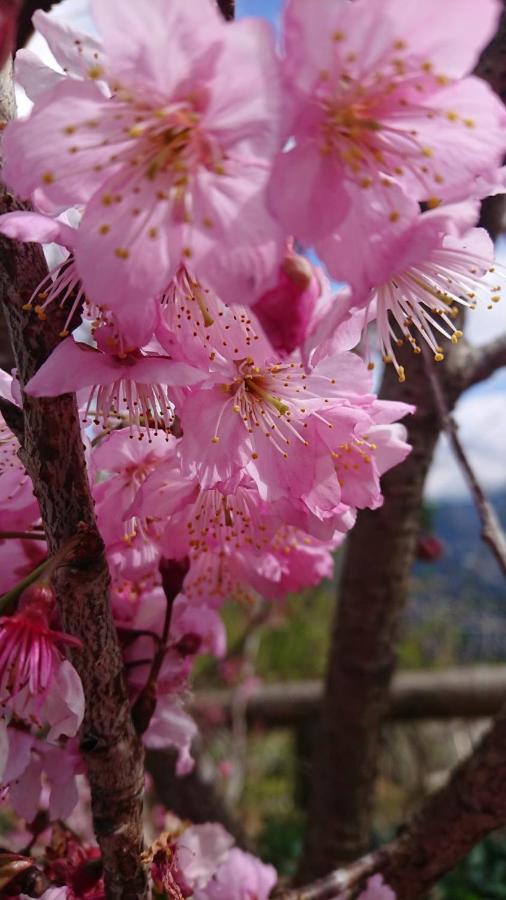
[298, 6, 506, 875]
[280, 703, 506, 900]
[378, 704, 506, 898]
[298, 346, 474, 878]
[0, 73, 147, 900]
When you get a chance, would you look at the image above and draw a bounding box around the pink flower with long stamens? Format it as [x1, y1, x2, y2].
[25, 331, 205, 438]
[178, 346, 372, 504]
[0, 587, 84, 737]
[344, 208, 500, 379]
[0, 209, 87, 339]
[91, 428, 174, 547]
[156, 267, 271, 371]
[3, 0, 283, 314]
[268, 0, 506, 252]
[0, 208, 159, 343]
[134, 466, 345, 605]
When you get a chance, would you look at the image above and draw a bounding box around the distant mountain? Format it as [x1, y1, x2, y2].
[405, 490, 506, 663]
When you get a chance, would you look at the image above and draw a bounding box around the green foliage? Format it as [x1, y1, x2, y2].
[433, 833, 506, 899]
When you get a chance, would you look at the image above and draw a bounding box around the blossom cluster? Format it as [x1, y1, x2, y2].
[0, 0, 505, 894]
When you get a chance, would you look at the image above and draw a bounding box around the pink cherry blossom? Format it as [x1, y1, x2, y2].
[143, 695, 198, 777]
[326, 400, 412, 510]
[5, 736, 83, 823]
[347, 210, 499, 379]
[0, 208, 96, 339]
[177, 343, 374, 506]
[193, 847, 277, 900]
[268, 0, 506, 251]
[0, 587, 84, 736]
[25, 332, 205, 438]
[3, 0, 283, 313]
[134, 455, 342, 602]
[356, 874, 396, 900]
[149, 822, 233, 898]
[91, 428, 174, 546]
[156, 266, 271, 371]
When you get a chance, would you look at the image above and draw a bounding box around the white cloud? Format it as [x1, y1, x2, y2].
[426, 387, 506, 500]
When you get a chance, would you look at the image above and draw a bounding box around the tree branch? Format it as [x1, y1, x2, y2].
[298, 5, 506, 874]
[216, 0, 235, 21]
[461, 333, 506, 390]
[297, 341, 473, 879]
[0, 393, 24, 441]
[0, 68, 147, 900]
[423, 344, 506, 577]
[193, 666, 506, 727]
[282, 700, 506, 900]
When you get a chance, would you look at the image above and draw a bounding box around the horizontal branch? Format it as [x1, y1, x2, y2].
[461, 334, 506, 390]
[193, 666, 506, 728]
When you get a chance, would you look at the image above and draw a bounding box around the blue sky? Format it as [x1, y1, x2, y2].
[237, 0, 281, 20]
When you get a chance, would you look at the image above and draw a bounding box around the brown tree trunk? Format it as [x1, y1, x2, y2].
[298, 351, 456, 878]
[0, 69, 147, 899]
[298, 7, 506, 875]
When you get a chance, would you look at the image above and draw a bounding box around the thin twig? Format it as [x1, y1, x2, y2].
[274, 851, 380, 899]
[131, 557, 188, 735]
[423, 345, 506, 578]
[216, 0, 235, 21]
[0, 529, 46, 540]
